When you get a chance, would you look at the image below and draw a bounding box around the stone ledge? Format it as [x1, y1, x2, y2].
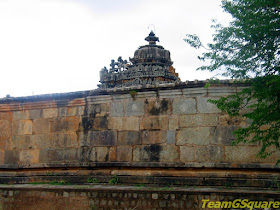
[0, 184, 279, 195]
[0, 162, 279, 169]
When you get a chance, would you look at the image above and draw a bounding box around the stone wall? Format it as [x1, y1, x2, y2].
[0, 82, 279, 187]
[0, 83, 278, 168]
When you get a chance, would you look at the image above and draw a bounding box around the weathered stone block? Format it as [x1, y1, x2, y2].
[140, 116, 168, 130]
[110, 102, 124, 117]
[142, 130, 165, 144]
[0, 149, 4, 164]
[96, 147, 109, 162]
[196, 146, 223, 162]
[117, 146, 132, 162]
[125, 101, 144, 116]
[133, 145, 162, 162]
[173, 98, 196, 114]
[169, 116, 178, 130]
[0, 120, 11, 137]
[166, 130, 175, 144]
[159, 145, 179, 162]
[225, 146, 261, 163]
[39, 148, 79, 162]
[12, 120, 32, 135]
[92, 116, 108, 130]
[218, 115, 247, 127]
[13, 111, 28, 121]
[87, 104, 110, 117]
[109, 146, 117, 161]
[177, 127, 215, 145]
[123, 117, 140, 131]
[197, 97, 221, 113]
[19, 149, 40, 164]
[12, 135, 33, 150]
[118, 131, 141, 145]
[53, 133, 78, 148]
[88, 131, 117, 146]
[42, 108, 58, 118]
[180, 146, 196, 162]
[50, 116, 80, 133]
[133, 145, 178, 162]
[29, 109, 42, 119]
[180, 114, 218, 127]
[32, 134, 52, 149]
[0, 136, 7, 150]
[212, 126, 237, 145]
[145, 99, 171, 115]
[32, 118, 50, 134]
[107, 117, 122, 130]
[4, 150, 19, 164]
[58, 107, 77, 117]
[0, 112, 12, 121]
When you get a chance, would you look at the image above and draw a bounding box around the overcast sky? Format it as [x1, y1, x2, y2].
[0, 0, 232, 98]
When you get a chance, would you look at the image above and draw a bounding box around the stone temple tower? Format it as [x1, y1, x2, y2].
[98, 31, 180, 89]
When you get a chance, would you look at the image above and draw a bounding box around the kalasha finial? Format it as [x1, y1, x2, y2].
[145, 31, 159, 45]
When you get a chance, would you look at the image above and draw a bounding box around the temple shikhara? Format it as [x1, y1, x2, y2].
[98, 31, 180, 89]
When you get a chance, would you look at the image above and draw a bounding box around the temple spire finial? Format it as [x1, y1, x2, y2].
[145, 31, 159, 45]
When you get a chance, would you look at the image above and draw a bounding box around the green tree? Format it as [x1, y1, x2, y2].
[184, 0, 280, 163]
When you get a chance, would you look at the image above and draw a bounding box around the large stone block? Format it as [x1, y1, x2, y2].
[145, 99, 172, 115]
[179, 114, 218, 127]
[0, 136, 7, 150]
[0, 120, 11, 137]
[169, 116, 179, 130]
[0, 149, 4, 164]
[39, 148, 79, 162]
[4, 150, 19, 164]
[50, 116, 80, 133]
[180, 146, 196, 162]
[172, 98, 196, 114]
[87, 104, 110, 117]
[117, 146, 132, 162]
[108, 117, 140, 131]
[12, 120, 32, 135]
[13, 111, 29, 121]
[118, 131, 141, 145]
[42, 108, 58, 118]
[140, 116, 168, 130]
[110, 102, 124, 117]
[53, 133, 79, 148]
[159, 145, 179, 162]
[88, 131, 117, 146]
[166, 130, 176, 144]
[133, 145, 179, 162]
[196, 146, 223, 162]
[125, 101, 144, 116]
[225, 146, 260, 163]
[197, 97, 221, 113]
[58, 107, 77, 117]
[19, 149, 40, 164]
[123, 117, 140, 131]
[109, 146, 117, 161]
[0, 112, 12, 121]
[32, 118, 50, 134]
[142, 130, 165, 144]
[11, 135, 33, 150]
[29, 109, 43, 119]
[177, 127, 215, 145]
[218, 114, 247, 127]
[96, 147, 109, 162]
[91, 116, 108, 130]
[32, 134, 52, 149]
[212, 126, 237, 145]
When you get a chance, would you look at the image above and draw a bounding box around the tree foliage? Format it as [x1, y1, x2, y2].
[184, 0, 280, 163]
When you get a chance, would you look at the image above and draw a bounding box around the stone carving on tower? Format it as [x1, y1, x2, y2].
[98, 31, 180, 89]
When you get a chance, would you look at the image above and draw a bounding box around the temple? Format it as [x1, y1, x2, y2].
[98, 31, 180, 89]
